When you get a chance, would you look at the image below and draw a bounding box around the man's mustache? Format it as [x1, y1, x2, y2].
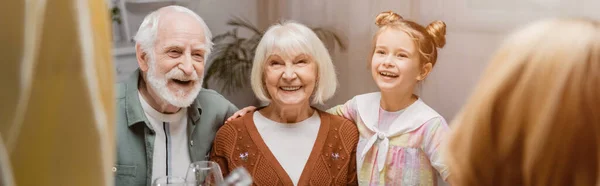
[164, 67, 200, 81]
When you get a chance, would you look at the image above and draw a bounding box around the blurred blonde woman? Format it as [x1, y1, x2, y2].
[446, 18, 600, 186]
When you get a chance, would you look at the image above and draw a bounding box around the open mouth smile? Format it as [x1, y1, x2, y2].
[171, 79, 193, 85]
[379, 71, 399, 78]
[280, 86, 302, 91]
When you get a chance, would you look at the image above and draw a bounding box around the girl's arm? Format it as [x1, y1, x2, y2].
[326, 98, 358, 123]
[422, 117, 451, 181]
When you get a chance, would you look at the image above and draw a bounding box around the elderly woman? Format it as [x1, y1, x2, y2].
[209, 21, 358, 185]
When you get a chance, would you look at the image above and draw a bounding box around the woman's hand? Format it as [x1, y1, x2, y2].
[226, 106, 257, 123]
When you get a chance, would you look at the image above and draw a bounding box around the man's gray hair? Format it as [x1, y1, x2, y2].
[133, 5, 213, 60]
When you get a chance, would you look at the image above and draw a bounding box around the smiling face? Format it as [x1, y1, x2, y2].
[263, 49, 317, 108]
[371, 28, 423, 93]
[145, 12, 207, 107]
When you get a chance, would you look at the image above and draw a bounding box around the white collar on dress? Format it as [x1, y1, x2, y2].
[355, 92, 442, 172]
[355, 92, 441, 137]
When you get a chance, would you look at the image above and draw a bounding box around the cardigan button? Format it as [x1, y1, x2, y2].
[190, 140, 194, 146]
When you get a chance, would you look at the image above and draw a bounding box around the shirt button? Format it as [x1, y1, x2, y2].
[190, 140, 194, 146]
[112, 167, 117, 172]
[378, 133, 385, 140]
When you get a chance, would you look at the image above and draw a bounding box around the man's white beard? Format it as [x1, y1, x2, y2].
[146, 59, 203, 108]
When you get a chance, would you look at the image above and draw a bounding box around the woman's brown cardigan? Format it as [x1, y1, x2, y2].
[210, 110, 359, 185]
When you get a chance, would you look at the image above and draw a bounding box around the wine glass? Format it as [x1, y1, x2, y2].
[152, 176, 186, 186]
[185, 161, 224, 186]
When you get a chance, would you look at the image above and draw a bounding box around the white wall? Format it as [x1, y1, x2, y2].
[416, 0, 600, 121]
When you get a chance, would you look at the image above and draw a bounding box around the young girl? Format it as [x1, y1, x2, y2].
[228, 11, 450, 185]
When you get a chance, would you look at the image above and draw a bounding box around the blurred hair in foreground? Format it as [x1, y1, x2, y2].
[446, 18, 600, 186]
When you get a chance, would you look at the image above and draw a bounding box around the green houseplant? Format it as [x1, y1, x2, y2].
[110, 4, 123, 42]
[111, 6, 122, 24]
[203, 17, 347, 94]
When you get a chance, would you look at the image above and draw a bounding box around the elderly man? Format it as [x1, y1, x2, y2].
[113, 5, 238, 185]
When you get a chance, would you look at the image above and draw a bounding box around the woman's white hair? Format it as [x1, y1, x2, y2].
[133, 5, 213, 61]
[251, 21, 338, 105]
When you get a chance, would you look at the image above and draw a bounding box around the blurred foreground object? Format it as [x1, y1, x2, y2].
[223, 167, 252, 186]
[446, 18, 600, 186]
[0, 0, 115, 185]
